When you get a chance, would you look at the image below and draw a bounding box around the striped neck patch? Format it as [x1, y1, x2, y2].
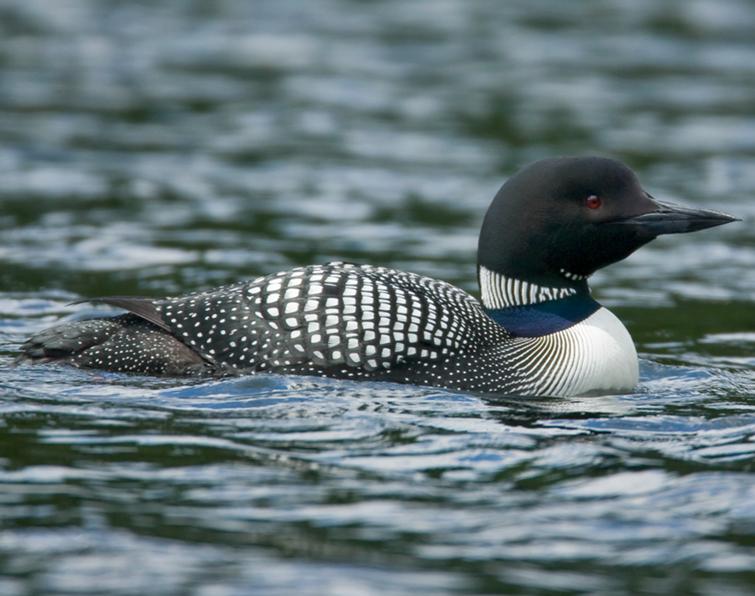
[479, 265, 578, 308]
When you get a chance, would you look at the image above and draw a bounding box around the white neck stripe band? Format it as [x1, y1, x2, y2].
[479, 265, 578, 308]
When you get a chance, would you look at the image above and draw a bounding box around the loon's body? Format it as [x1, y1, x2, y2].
[20, 157, 736, 396]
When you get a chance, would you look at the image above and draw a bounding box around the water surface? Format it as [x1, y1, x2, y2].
[1, 0, 754, 594]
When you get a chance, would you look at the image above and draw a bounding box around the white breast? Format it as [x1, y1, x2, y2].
[528, 307, 639, 397]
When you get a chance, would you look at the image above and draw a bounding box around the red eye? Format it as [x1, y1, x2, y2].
[585, 195, 602, 209]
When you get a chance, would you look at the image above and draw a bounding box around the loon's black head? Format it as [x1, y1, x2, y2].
[478, 156, 738, 288]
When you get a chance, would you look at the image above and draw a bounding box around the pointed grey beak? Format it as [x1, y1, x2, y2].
[609, 200, 740, 236]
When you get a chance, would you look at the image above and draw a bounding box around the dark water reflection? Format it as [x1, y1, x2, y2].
[1, 0, 754, 594]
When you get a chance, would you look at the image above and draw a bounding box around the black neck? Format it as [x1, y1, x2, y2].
[486, 293, 600, 337]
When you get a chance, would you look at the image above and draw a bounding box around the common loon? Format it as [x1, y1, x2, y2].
[19, 157, 737, 396]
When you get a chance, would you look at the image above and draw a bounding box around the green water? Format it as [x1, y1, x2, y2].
[1, 0, 754, 594]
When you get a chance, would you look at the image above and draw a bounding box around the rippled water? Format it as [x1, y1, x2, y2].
[1, 0, 754, 594]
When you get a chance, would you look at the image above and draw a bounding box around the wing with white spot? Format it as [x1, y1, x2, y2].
[153, 262, 501, 374]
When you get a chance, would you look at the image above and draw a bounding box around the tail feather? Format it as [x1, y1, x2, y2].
[19, 314, 212, 376]
[19, 318, 124, 361]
